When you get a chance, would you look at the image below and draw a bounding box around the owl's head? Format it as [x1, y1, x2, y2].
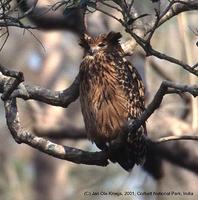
[79, 31, 122, 55]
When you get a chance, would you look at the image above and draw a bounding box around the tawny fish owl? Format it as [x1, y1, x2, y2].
[79, 31, 147, 171]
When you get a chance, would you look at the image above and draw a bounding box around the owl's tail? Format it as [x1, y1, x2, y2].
[109, 126, 147, 171]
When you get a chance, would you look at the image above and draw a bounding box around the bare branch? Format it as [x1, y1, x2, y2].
[124, 27, 198, 76]
[4, 98, 108, 166]
[155, 135, 198, 144]
[148, 59, 191, 119]
[1, 68, 197, 146]
[93, 1, 198, 74]
[158, 0, 198, 28]
[128, 80, 198, 135]
[0, 72, 80, 107]
[32, 124, 198, 175]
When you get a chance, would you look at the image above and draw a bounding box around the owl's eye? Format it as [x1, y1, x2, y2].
[98, 43, 106, 47]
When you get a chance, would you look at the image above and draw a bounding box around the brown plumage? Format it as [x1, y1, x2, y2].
[79, 31, 147, 171]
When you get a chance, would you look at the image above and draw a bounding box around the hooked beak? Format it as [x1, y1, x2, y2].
[89, 46, 100, 55]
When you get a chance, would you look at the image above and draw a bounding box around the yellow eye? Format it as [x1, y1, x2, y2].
[98, 43, 106, 47]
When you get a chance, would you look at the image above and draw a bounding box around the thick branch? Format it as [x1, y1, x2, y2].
[5, 96, 198, 172]
[34, 124, 198, 175]
[4, 98, 108, 166]
[0, 73, 80, 107]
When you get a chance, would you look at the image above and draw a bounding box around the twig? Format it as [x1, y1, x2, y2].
[128, 0, 134, 12]
[145, 9, 160, 43]
[124, 26, 198, 76]
[17, 0, 38, 19]
[155, 135, 198, 144]
[0, 27, 9, 51]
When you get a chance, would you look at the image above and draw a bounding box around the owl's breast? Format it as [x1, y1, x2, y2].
[79, 57, 129, 144]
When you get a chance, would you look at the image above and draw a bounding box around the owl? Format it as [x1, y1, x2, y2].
[79, 31, 147, 171]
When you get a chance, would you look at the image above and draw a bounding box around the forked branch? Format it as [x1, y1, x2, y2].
[4, 98, 108, 166]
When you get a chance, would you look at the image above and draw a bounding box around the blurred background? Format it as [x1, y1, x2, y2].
[0, 0, 198, 200]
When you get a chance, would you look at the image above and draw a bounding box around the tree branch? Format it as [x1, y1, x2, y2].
[125, 28, 198, 76]
[0, 72, 80, 107]
[158, 0, 198, 28]
[92, 1, 198, 75]
[33, 124, 198, 175]
[128, 80, 198, 135]
[148, 58, 191, 119]
[4, 98, 108, 166]
[4, 96, 198, 172]
[155, 135, 198, 144]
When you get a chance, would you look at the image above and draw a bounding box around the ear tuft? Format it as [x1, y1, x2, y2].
[106, 31, 122, 44]
[79, 33, 90, 49]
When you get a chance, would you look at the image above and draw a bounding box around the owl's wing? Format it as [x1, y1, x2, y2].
[112, 58, 147, 167]
[117, 59, 145, 119]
